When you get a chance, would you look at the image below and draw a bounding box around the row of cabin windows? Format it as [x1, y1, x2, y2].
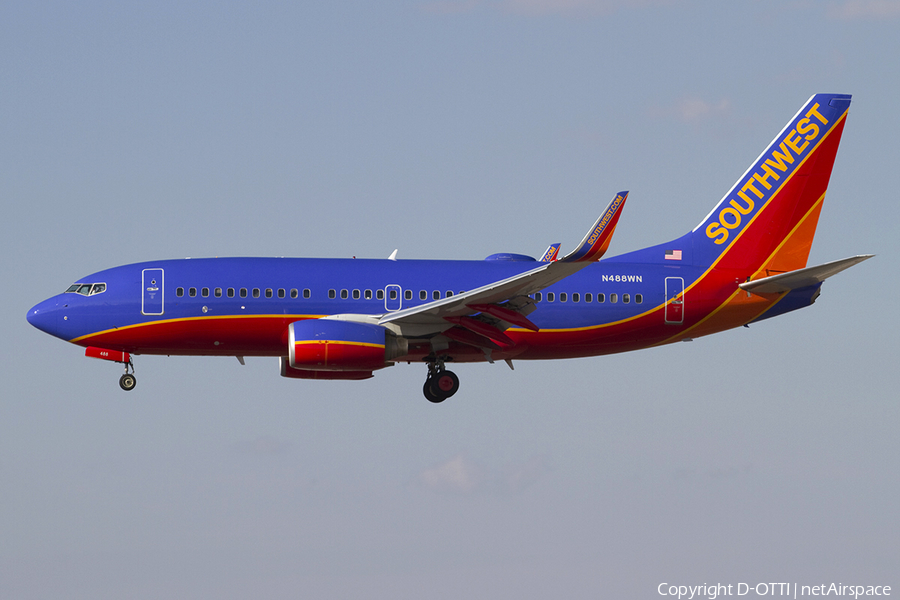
[327, 289, 460, 300]
[175, 287, 312, 299]
[174, 287, 461, 301]
[174, 286, 641, 305]
[533, 291, 643, 305]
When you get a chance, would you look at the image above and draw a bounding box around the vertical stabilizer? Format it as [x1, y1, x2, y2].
[693, 94, 851, 275]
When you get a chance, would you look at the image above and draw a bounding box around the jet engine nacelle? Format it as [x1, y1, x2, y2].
[280, 358, 374, 380]
[287, 319, 407, 372]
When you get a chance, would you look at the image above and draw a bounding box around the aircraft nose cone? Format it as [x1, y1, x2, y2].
[27, 298, 61, 336]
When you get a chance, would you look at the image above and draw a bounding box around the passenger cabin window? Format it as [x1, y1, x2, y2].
[340, 289, 349, 299]
[176, 287, 184, 297]
[302, 289, 310, 299]
[420, 290, 427, 301]
[352, 289, 360, 300]
[240, 288, 248, 298]
[364, 289, 372, 299]
[278, 288, 285, 298]
[585, 293, 592, 303]
[388, 290, 397, 300]
[572, 292, 580, 303]
[328, 289, 336, 299]
[405, 290, 412, 300]
[560, 292, 567, 303]
[214, 287, 222, 298]
[252, 288, 260, 298]
[535, 292, 542, 302]
[446, 291, 453, 297]
[265, 288, 273, 298]
[636, 294, 643, 304]
[610, 293, 618, 303]
[201, 287, 209, 297]
[597, 293, 605, 303]
[189, 287, 197, 297]
[289, 289, 298, 299]
[623, 293, 630, 304]
[227, 288, 235, 298]
[377, 290, 385, 300]
[546, 292, 555, 302]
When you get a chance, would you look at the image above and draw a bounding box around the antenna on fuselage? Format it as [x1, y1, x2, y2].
[388, 249, 399, 261]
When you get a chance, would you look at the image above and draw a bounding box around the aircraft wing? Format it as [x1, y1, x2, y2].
[739, 255, 874, 294]
[378, 192, 628, 339]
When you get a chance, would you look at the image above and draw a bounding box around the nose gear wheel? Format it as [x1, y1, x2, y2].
[118, 359, 136, 391]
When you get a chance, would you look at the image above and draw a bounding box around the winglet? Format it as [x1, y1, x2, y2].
[561, 191, 628, 262]
[539, 243, 561, 263]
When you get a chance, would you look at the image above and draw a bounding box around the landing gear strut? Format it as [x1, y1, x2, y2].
[423, 356, 459, 403]
[118, 359, 136, 391]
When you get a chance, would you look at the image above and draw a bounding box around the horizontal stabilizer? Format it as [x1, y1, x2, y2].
[739, 255, 873, 294]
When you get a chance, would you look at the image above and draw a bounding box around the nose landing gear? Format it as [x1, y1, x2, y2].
[85, 347, 137, 391]
[423, 357, 459, 403]
[119, 372, 137, 391]
[118, 359, 136, 391]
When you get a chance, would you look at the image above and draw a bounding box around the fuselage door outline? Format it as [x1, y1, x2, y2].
[665, 276, 684, 324]
[142, 268, 165, 316]
[384, 284, 402, 312]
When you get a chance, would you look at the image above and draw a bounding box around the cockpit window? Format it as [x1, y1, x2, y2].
[66, 283, 106, 296]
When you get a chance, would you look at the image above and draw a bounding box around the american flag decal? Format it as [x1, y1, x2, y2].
[665, 249, 682, 261]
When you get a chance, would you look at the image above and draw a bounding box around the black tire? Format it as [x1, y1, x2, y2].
[432, 370, 459, 399]
[423, 378, 444, 403]
[119, 373, 137, 391]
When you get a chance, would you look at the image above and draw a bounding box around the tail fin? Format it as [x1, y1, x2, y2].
[693, 94, 851, 275]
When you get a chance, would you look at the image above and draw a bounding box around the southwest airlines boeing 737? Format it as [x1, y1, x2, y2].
[27, 94, 872, 402]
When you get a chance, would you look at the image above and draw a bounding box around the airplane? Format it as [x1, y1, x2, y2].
[27, 93, 872, 403]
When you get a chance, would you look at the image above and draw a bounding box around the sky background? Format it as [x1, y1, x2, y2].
[2, 1, 898, 598]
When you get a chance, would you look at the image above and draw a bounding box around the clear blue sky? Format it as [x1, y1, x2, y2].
[2, 1, 898, 598]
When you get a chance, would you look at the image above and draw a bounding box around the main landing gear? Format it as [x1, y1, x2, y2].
[423, 357, 459, 403]
[118, 360, 137, 391]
